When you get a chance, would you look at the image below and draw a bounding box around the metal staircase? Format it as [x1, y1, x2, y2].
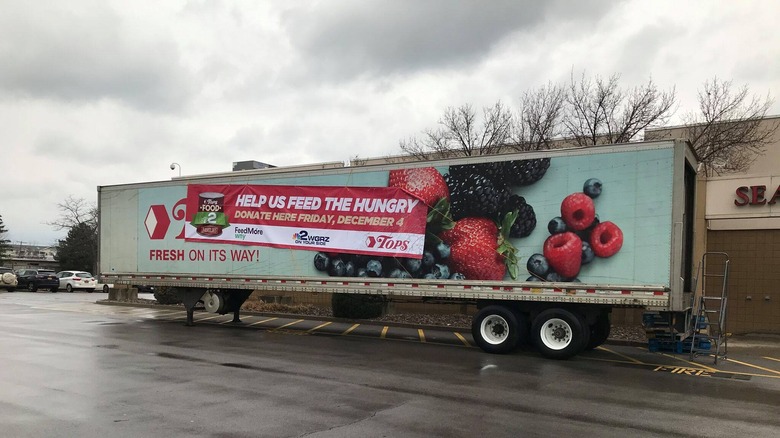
[689, 252, 730, 364]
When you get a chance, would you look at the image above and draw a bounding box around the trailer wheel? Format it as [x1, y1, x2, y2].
[584, 313, 611, 350]
[202, 291, 226, 314]
[532, 309, 589, 359]
[472, 305, 526, 354]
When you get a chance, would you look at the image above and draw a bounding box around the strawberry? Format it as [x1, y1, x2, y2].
[560, 192, 595, 231]
[439, 216, 518, 281]
[388, 167, 449, 208]
[589, 221, 623, 257]
[543, 232, 582, 279]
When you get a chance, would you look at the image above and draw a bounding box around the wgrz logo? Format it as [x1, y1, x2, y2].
[365, 235, 409, 251]
[293, 230, 330, 246]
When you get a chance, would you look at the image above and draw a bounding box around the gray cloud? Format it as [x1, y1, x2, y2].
[282, 0, 617, 80]
[0, 2, 193, 111]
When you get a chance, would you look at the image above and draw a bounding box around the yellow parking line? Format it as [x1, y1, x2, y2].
[764, 356, 780, 363]
[194, 314, 223, 322]
[453, 332, 471, 347]
[726, 358, 780, 376]
[342, 324, 360, 335]
[220, 315, 252, 325]
[271, 319, 304, 331]
[597, 346, 644, 364]
[154, 310, 185, 317]
[380, 326, 389, 338]
[658, 352, 719, 373]
[418, 329, 426, 343]
[582, 356, 780, 379]
[307, 321, 332, 333]
[248, 317, 278, 327]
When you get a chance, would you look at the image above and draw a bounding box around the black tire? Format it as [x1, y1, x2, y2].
[585, 313, 611, 350]
[7, 289, 14, 292]
[531, 308, 589, 360]
[66, 284, 73, 293]
[471, 305, 526, 354]
[51, 287, 58, 293]
[28, 282, 37, 292]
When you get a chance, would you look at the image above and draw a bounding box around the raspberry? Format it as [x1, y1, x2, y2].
[543, 232, 582, 279]
[560, 192, 596, 231]
[589, 221, 623, 258]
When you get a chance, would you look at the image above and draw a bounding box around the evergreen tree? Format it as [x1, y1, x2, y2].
[56, 222, 97, 272]
[0, 215, 11, 266]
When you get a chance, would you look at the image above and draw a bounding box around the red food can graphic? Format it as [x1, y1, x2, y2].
[190, 192, 230, 236]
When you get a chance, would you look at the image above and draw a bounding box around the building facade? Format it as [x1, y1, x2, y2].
[647, 115, 780, 334]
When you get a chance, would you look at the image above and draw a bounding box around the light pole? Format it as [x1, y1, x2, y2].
[170, 162, 181, 177]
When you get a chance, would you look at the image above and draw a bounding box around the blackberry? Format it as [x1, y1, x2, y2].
[501, 158, 550, 186]
[500, 195, 536, 238]
[447, 162, 504, 184]
[445, 172, 510, 220]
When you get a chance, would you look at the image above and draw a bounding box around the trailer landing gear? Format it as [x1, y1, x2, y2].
[179, 288, 253, 326]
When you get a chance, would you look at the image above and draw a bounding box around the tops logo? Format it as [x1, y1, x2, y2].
[293, 230, 330, 246]
[366, 235, 409, 251]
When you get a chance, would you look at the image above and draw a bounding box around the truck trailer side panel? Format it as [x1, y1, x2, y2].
[98, 140, 698, 358]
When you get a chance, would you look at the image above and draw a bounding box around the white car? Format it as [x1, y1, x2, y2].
[56, 271, 97, 293]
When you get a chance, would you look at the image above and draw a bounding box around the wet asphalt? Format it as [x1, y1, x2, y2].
[1, 291, 779, 437]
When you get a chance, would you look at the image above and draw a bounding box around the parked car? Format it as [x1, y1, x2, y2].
[0, 267, 17, 292]
[56, 271, 97, 292]
[96, 279, 154, 294]
[15, 269, 59, 292]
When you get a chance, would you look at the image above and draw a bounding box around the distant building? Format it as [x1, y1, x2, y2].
[3, 243, 59, 270]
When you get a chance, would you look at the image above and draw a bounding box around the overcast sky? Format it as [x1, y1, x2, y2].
[2, 0, 780, 246]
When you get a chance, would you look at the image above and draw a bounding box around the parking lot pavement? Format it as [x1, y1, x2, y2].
[89, 300, 780, 381]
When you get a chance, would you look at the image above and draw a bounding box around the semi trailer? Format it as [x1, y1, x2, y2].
[98, 139, 698, 359]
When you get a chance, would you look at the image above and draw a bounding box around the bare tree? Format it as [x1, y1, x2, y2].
[563, 72, 676, 146]
[47, 195, 98, 232]
[679, 78, 778, 176]
[399, 101, 514, 158]
[512, 82, 566, 150]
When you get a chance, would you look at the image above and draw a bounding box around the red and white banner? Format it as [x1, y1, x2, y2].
[184, 184, 428, 257]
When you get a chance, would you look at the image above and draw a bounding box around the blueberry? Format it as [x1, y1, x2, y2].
[526, 253, 550, 277]
[576, 214, 599, 242]
[450, 272, 466, 280]
[581, 241, 595, 265]
[545, 271, 565, 282]
[313, 252, 330, 271]
[434, 242, 451, 260]
[389, 268, 403, 278]
[526, 276, 542, 282]
[357, 268, 368, 277]
[366, 259, 383, 277]
[422, 251, 435, 268]
[344, 261, 356, 277]
[423, 273, 436, 279]
[583, 178, 602, 198]
[353, 254, 370, 267]
[432, 263, 450, 279]
[404, 258, 422, 274]
[328, 258, 345, 277]
[548, 217, 567, 235]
